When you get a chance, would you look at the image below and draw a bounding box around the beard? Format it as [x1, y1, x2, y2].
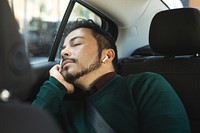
[61, 56, 102, 83]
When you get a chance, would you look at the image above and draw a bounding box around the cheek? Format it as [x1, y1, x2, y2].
[78, 47, 99, 60]
[78, 53, 99, 68]
[74, 45, 100, 65]
[78, 56, 92, 67]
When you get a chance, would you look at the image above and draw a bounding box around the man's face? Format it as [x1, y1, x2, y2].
[60, 28, 102, 83]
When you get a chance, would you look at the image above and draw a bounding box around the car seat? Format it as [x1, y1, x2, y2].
[118, 8, 200, 133]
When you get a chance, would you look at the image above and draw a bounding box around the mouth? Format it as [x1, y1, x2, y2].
[61, 58, 76, 69]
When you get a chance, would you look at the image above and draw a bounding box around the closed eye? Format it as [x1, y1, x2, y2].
[72, 43, 82, 47]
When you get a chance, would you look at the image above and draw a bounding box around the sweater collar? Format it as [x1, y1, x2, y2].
[84, 72, 117, 96]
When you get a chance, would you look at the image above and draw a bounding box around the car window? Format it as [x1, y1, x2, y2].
[162, 0, 200, 9]
[162, 0, 183, 8]
[55, 2, 102, 60]
[69, 3, 101, 25]
[186, 0, 200, 9]
[8, 0, 69, 64]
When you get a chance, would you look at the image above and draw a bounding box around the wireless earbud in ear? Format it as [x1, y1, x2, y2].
[102, 55, 108, 63]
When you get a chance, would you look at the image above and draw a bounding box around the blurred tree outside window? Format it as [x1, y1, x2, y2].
[8, 0, 101, 64]
[8, 0, 69, 64]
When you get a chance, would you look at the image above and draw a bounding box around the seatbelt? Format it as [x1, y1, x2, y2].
[86, 102, 116, 133]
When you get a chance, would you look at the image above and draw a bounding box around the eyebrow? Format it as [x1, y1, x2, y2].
[69, 36, 85, 43]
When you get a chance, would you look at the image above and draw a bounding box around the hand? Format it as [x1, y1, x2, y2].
[49, 65, 74, 94]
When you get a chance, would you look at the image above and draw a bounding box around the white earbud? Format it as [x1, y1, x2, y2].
[102, 55, 108, 63]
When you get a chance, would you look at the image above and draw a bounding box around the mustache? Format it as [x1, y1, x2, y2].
[62, 57, 78, 63]
[60, 57, 78, 71]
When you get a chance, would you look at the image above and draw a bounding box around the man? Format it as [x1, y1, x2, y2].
[32, 19, 190, 133]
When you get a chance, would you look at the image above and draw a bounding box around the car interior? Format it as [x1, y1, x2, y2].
[0, 1, 64, 132]
[1, 0, 200, 132]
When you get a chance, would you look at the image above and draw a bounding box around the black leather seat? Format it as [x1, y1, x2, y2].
[0, 1, 63, 132]
[118, 8, 200, 133]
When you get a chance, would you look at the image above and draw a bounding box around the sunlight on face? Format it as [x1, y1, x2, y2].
[60, 28, 102, 83]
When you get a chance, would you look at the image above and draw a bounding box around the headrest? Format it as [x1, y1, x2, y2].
[149, 8, 200, 56]
[0, 1, 33, 100]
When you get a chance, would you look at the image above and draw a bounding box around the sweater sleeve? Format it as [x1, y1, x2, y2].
[131, 72, 191, 133]
[32, 76, 67, 115]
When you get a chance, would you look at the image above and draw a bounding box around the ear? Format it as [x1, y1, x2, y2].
[101, 49, 115, 63]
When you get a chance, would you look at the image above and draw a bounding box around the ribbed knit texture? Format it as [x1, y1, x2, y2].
[32, 72, 190, 133]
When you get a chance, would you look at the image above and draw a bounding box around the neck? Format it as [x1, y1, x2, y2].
[74, 68, 115, 91]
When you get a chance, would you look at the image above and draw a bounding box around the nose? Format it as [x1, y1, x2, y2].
[61, 46, 72, 57]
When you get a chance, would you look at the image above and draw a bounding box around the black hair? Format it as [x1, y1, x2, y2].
[64, 19, 118, 71]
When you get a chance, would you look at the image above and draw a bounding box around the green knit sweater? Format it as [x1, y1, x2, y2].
[32, 72, 190, 133]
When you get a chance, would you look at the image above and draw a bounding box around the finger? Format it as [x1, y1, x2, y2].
[52, 64, 60, 70]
